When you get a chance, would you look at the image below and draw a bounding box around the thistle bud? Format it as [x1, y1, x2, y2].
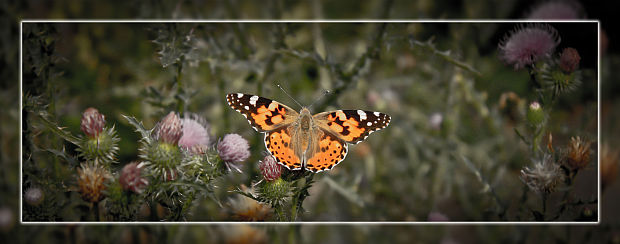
[81, 107, 105, 138]
[559, 47, 580, 73]
[564, 136, 592, 170]
[119, 162, 149, 193]
[77, 163, 110, 203]
[259, 155, 281, 182]
[526, 101, 544, 126]
[217, 134, 250, 163]
[257, 178, 292, 206]
[142, 113, 184, 182]
[155, 112, 183, 145]
[77, 108, 120, 166]
[24, 187, 44, 206]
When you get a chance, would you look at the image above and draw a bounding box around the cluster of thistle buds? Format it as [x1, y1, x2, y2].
[75, 108, 119, 203]
[520, 134, 593, 196]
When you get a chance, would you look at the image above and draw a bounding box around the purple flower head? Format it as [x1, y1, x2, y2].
[499, 24, 560, 70]
[527, 1, 583, 20]
[217, 133, 250, 163]
[155, 112, 183, 145]
[559, 47, 580, 73]
[81, 107, 105, 138]
[119, 162, 149, 194]
[179, 115, 210, 151]
[24, 187, 44, 206]
[259, 155, 282, 182]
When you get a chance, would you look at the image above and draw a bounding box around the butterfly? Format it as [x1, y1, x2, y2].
[226, 93, 390, 173]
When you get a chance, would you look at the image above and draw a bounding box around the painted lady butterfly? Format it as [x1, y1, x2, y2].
[226, 93, 390, 172]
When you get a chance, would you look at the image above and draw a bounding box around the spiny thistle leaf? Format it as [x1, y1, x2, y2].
[122, 115, 153, 143]
[35, 111, 81, 146]
[45, 148, 79, 168]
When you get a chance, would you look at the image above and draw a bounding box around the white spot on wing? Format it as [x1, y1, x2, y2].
[358, 110, 367, 121]
[244, 106, 249, 110]
[237, 93, 243, 98]
[374, 112, 380, 116]
[367, 121, 372, 126]
[249, 95, 259, 105]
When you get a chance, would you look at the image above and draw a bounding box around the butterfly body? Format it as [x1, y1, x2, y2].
[226, 93, 390, 173]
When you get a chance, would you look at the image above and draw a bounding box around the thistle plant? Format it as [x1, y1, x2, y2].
[124, 111, 253, 220]
[500, 23, 596, 221]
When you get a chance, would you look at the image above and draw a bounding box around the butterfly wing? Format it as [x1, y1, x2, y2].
[226, 93, 298, 132]
[264, 127, 303, 170]
[313, 110, 391, 144]
[304, 129, 348, 172]
[227, 93, 303, 170]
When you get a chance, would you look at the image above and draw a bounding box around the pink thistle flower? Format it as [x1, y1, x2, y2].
[119, 162, 149, 194]
[155, 112, 183, 145]
[259, 155, 281, 182]
[499, 24, 560, 70]
[527, 1, 583, 20]
[81, 107, 105, 138]
[178, 115, 210, 151]
[217, 134, 250, 163]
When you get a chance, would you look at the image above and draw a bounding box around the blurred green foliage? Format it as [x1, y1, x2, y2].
[19, 21, 598, 222]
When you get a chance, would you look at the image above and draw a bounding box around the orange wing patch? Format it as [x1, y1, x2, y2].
[315, 110, 391, 144]
[326, 111, 367, 142]
[305, 132, 348, 172]
[251, 103, 288, 130]
[265, 127, 302, 170]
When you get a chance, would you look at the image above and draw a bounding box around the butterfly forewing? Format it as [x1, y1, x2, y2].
[313, 110, 391, 144]
[226, 93, 298, 132]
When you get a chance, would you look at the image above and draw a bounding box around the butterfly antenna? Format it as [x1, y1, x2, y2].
[308, 89, 330, 109]
[277, 84, 303, 108]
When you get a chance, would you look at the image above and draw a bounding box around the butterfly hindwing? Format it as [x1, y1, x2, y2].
[305, 130, 348, 173]
[313, 110, 391, 144]
[226, 93, 298, 132]
[264, 127, 303, 170]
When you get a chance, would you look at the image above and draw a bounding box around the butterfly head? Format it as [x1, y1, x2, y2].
[299, 107, 312, 130]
